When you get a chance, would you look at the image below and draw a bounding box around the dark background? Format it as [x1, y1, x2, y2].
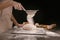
[13, 0, 59, 29]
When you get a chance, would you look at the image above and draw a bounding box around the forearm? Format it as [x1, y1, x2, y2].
[0, 1, 13, 10]
[11, 15, 19, 26]
[12, 1, 26, 11]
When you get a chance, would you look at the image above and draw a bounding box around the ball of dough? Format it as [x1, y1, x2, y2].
[23, 24, 36, 30]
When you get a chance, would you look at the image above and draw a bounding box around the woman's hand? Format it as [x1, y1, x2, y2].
[13, 1, 26, 11]
[17, 24, 24, 27]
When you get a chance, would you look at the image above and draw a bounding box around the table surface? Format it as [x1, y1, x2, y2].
[0, 28, 60, 40]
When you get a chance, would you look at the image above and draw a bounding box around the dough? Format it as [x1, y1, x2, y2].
[23, 24, 37, 30]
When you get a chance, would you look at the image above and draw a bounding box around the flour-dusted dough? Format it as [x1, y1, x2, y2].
[23, 24, 37, 30]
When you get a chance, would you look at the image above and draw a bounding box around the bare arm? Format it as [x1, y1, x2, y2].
[11, 1, 26, 27]
[11, 14, 23, 27]
[0, 0, 26, 10]
[12, 1, 26, 11]
[0, 1, 13, 10]
[11, 14, 19, 26]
